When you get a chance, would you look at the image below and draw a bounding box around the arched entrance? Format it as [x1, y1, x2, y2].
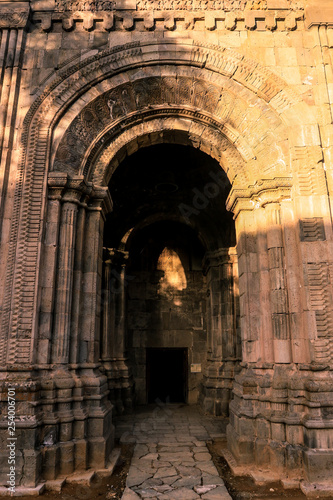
[102, 143, 240, 412]
[2, 39, 330, 487]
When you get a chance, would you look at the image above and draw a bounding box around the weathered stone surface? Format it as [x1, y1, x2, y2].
[172, 476, 202, 488]
[201, 475, 225, 486]
[201, 485, 232, 499]
[126, 468, 153, 487]
[117, 407, 230, 499]
[194, 452, 212, 461]
[194, 485, 217, 494]
[165, 488, 200, 499]
[177, 466, 202, 477]
[154, 467, 178, 478]
[0, 0, 332, 492]
[121, 487, 141, 500]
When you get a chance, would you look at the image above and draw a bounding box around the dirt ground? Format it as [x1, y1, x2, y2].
[208, 441, 308, 500]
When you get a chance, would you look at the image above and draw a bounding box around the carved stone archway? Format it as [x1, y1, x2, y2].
[1, 39, 330, 487]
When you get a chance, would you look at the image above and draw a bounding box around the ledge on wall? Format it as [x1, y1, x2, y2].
[305, 0, 333, 28]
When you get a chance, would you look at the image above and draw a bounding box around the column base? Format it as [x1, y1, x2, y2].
[227, 363, 333, 485]
[0, 365, 115, 487]
[0, 374, 43, 488]
[201, 358, 240, 416]
[0, 484, 45, 496]
[103, 358, 134, 415]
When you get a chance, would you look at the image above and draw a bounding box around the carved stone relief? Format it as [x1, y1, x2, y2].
[51, 0, 304, 10]
[54, 76, 229, 174]
[0, 8, 30, 28]
[134, 0, 303, 10]
[53, 71, 289, 183]
[300, 218, 326, 242]
[55, 0, 116, 10]
[305, 262, 333, 344]
[32, 0, 305, 32]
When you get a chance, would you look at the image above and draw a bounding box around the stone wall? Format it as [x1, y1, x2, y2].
[0, 0, 333, 493]
[127, 268, 207, 405]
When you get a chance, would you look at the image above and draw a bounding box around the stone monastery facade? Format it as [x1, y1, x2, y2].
[1, 0, 333, 494]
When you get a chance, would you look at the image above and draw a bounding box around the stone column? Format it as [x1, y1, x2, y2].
[75, 185, 114, 469]
[36, 174, 70, 476]
[78, 186, 111, 363]
[101, 249, 113, 363]
[201, 248, 240, 416]
[37, 172, 67, 365]
[226, 180, 297, 472]
[235, 208, 262, 363]
[51, 177, 86, 364]
[102, 248, 134, 414]
[266, 203, 292, 364]
[46, 177, 87, 477]
[69, 199, 88, 364]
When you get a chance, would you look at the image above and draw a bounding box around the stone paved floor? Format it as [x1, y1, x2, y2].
[114, 404, 232, 500]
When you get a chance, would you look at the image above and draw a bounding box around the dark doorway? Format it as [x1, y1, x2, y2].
[146, 348, 187, 403]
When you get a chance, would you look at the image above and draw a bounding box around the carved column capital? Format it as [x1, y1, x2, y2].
[203, 247, 237, 275]
[62, 176, 91, 204]
[104, 247, 129, 267]
[48, 172, 68, 200]
[226, 177, 292, 218]
[88, 185, 113, 217]
[0, 2, 30, 29]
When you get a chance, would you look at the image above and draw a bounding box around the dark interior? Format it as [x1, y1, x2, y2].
[146, 348, 187, 404]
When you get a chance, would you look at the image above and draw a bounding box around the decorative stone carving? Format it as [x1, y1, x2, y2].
[33, 0, 305, 31]
[53, 68, 289, 187]
[0, 7, 30, 28]
[305, 262, 333, 340]
[245, 0, 267, 10]
[102, 248, 134, 414]
[300, 218, 326, 242]
[55, 0, 115, 10]
[226, 178, 293, 217]
[50, 0, 304, 10]
[296, 168, 326, 196]
[135, 0, 303, 10]
[54, 75, 239, 175]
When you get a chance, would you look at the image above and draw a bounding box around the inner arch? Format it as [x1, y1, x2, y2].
[104, 143, 235, 250]
[103, 143, 238, 407]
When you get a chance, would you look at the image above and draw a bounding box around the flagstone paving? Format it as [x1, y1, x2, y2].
[114, 404, 231, 500]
